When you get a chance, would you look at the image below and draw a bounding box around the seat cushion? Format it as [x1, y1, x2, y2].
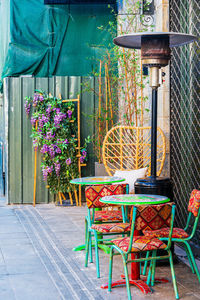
[143, 227, 189, 239]
[93, 210, 123, 222]
[188, 189, 200, 217]
[91, 223, 131, 233]
[112, 236, 167, 252]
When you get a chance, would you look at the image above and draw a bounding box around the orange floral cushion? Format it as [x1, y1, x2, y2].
[91, 223, 131, 233]
[85, 184, 127, 209]
[112, 236, 167, 252]
[188, 189, 200, 217]
[93, 210, 123, 222]
[143, 227, 189, 239]
[135, 203, 173, 231]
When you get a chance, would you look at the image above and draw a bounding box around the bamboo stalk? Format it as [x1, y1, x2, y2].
[133, 51, 138, 126]
[140, 58, 144, 127]
[105, 63, 114, 127]
[73, 186, 79, 206]
[58, 192, 63, 205]
[98, 60, 102, 163]
[105, 63, 108, 133]
[122, 48, 132, 124]
[68, 192, 73, 206]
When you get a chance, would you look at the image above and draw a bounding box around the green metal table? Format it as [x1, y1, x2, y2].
[99, 194, 170, 294]
[70, 176, 125, 252]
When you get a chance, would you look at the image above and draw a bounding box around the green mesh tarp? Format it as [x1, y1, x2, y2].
[1, 0, 116, 81]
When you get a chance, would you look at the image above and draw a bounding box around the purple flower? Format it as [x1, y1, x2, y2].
[54, 112, 67, 128]
[39, 95, 44, 102]
[41, 144, 49, 154]
[47, 165, 53, 174]
[25, 101, 31, 116]
[38, 117, 43, 128]
[46, 105, 52, 117]
[80, 156, 85, 164]
[82, 150, 87, 157]
[54, 162, 60, 176]
[42, 167, 48, 181]
[46, 131, 55, 140]
[31, 117, 37, 126]
[66, 158, 71, 165]
[33, 94, 39, 107]
[56, 108, 61, 114]
[42, 114, 49, 123]
[67, 110, 72, 119]
[49, 146, 55, 158]
[55, 147, 61, 154]
[64, 139, 69, 144]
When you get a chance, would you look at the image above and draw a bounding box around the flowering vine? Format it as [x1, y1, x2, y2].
[24, 91, 90, 194]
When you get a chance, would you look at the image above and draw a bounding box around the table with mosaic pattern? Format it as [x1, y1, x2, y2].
[100, 194, 170, 294]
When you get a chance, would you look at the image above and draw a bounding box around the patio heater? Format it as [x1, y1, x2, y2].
[114, 32, 197, 198]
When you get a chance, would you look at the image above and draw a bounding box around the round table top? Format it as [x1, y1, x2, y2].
[70, 176, 125, 185]
[99, 194, 170, 206]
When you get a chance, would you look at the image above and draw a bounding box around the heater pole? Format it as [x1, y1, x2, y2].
[151, 88, 158, 177]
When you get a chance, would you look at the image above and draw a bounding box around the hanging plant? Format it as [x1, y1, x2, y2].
[24, 90, 90, 195]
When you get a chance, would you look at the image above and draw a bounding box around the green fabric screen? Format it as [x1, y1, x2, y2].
[1, 0, 116, 79]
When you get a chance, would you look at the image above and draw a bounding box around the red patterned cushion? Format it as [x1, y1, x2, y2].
[93, 210, 123, 222]
[85, 184, 127, 209]
[188, 190, 200, 217]
[143, 227, 189, 239]
[112, 236, 167, 252]
[91, 223, 131, 233]
[134, 203, 173, 231]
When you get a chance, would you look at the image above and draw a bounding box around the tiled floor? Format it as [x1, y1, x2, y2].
[0, 197, 199, 300]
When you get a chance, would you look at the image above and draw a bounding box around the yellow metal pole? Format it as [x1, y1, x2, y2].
[33, 120, 38, 207]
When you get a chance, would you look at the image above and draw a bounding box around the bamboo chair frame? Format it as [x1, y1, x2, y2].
[102, 126, 166, 177]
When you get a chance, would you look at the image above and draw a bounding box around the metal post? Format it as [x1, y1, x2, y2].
[151, 88, 158, 177]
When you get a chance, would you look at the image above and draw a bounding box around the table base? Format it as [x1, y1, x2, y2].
[72, 243, 111, 255]
[101, 275, 169, 294]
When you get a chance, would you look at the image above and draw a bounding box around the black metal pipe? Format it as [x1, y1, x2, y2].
[151, 88, 158, 177]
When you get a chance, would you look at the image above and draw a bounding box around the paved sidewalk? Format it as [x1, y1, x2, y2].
[0, 197, 199, 300]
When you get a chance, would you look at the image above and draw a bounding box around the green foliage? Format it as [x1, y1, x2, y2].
[24, 91, 90, 194]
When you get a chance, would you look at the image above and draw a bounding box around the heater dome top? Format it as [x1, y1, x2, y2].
[113, 32, 197, 49]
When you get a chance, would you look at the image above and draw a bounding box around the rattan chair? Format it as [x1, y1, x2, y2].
[103, 126, 166, 177]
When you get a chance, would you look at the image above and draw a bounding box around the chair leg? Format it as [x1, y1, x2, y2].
[85, 229, 90, 268]
[94, 231, 100, 278]
[169, 250, 179, 299]
[122, 254, 132, 300]
[143, 251, 150, 276]
[108, 246, 114, 292]
[183, 243, 195, 273]
[146, 258, 153, 286]
[150, 250, 156, 286]
[184, 241, 200, 283]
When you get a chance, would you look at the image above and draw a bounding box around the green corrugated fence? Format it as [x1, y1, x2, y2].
[5, 76, 98, 204]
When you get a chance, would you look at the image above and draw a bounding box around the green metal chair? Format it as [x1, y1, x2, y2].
[108, 203, 179, 300]
[142, 189, 200, 282]
[85, 184, 130, 278]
